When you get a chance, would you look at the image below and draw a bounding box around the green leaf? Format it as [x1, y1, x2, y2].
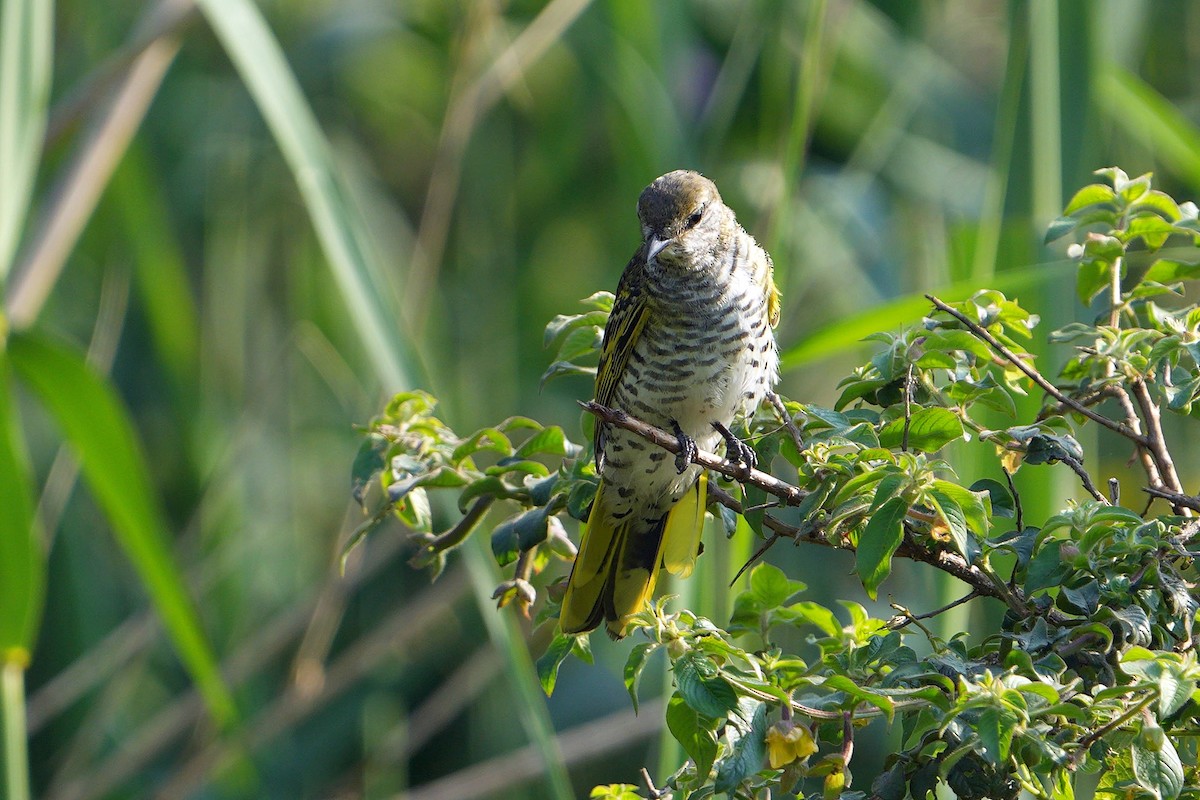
[490, 505, 552, 566]
[350, 432, 389, 506]
[535, 632, 575, 696]
[782, 601, 842, 637]
[970, 478, 1013, 518]
[1142, 259, 1200, 285]
[552, 324, 601, 363]
[1063, 183, 1118, 215]
[1132, 732, 1183, 800]
[674, 651, 738, 719]
[714, 700, 768, 793]
[1045, 216, 1079, 244]
[1125, 214, 1176, 251]
[514, 425, 570, 459]
[931, 480, 990, 537]
[927, 487, 970, 559]
[111, 148, 201, 392]
[856, 495, 910, 600]
[869, 473, 908, 512]
[542, 309, 609, 349]
[452, 427, 513, 462]
[665, 692, 718, 783]
[1076, 258, 1112, 305]
[539, 360, 596, 389]
[879, 407, 964, 452]
[457, 476, 508, 512]
[976, 706, 1015, 765]
[624, 642, 655, 713]
[824, 675, 895, 722]
[1132, 189, 1183, 221]
[921, 329, 994, 360]
[9, 332, 236, 726]
[1023, 433, 1084, 465]
[748, 562, 805, 608]
[0, 358, 42, 661]
[484, 459, 550, 478]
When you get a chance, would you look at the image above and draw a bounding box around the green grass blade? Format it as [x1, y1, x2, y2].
[8, 331, 237, 727]
[779, 260, 1075, 370]
[1099, 67, 1200, 189]
[1028, 0, 1062, 223]
[0, 0, 53, 280]
[0, 353, 42, 662]
[194, 0, 411, 389]
[109, 146, 200, 395]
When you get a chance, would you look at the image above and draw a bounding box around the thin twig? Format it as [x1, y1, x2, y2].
[1067, 694, 1155, 769]
[1059, 455, 1109, 504]
[887, 591, 979, 630]
[902, 362, 914, 452]
[1130, 379, 1192, 517]
[768, 391, 805, 455]
[1111, 384, 1163, 492]
[926, 295, 1147, 445]
[707, 483, 1066, 625]
[1144, 487, 1200, 513]
[730, 533, 781, 586]
[1002, 467, 1024, 534]
[583, 401, 1070, 624]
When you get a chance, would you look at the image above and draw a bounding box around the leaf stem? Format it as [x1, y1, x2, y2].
[1067, 693, 1155, 768]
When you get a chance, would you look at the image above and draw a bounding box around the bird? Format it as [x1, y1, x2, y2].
[560, 169, 781, 638]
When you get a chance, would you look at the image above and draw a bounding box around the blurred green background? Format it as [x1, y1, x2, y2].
[5, 0, 1200, 797]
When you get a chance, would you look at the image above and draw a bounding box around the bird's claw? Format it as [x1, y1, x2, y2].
[713, 421, 757, 471]
[671, 420, 697, 474]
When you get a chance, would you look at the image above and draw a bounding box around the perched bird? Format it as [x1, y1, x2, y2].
[560, 170, 781, 638]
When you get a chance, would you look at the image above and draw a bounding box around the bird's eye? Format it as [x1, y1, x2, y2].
[685, 208, 704, 229]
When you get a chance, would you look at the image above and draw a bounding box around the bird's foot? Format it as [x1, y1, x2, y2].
[713, 421, 757, 471]
[671, 420, 697, 474]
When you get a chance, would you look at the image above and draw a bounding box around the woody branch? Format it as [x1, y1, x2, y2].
[579, 400, 1068, 625]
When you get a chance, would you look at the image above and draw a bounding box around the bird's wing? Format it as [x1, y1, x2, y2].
[594, 250, 650, 453]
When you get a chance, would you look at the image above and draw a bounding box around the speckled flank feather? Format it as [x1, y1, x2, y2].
[561, 170, 780, 638]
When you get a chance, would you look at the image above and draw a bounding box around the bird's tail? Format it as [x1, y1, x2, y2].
[560, 473, 707, 638]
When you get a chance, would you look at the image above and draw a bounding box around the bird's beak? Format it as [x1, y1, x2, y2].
[647, 237, 669, 261]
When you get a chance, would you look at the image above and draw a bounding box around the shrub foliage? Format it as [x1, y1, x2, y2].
[351, 169, 1200, 799]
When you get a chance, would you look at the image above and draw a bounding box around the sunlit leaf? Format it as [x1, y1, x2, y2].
[856, 495, 910, 600]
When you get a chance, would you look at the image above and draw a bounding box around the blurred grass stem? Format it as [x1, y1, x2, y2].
[404, 0, 593, 331]
[6, 32, 179, 327]
[2, 662, 29, 800]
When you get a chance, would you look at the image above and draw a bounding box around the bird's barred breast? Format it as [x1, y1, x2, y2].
[600, 228, 777, 519]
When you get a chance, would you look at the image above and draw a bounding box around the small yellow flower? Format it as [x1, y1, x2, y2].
[765, 720, 817, 769]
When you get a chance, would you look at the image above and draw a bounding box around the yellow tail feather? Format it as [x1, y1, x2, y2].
[561, 476, 708, 638]
[559, 482, 621, 634]
[661, 472, 707, 578]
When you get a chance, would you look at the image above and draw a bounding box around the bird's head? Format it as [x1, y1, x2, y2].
[637, 170, 729, 267]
